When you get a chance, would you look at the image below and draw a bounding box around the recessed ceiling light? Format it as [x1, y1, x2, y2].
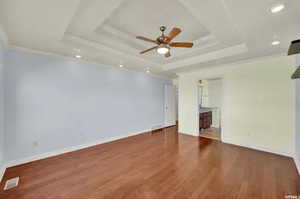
[271, 4, 285, 13]
[75, 55, 81, 58]
[272, 40, 280, 46]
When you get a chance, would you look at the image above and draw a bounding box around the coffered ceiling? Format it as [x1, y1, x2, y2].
[0, 0, 300, 78]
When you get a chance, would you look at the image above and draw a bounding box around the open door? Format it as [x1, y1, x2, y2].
[164, 85, 176, 127]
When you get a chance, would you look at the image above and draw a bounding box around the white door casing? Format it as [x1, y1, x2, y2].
[164, 85, 176, 127]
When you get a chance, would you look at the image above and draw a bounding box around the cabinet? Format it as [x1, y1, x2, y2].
[199, 111, 212, 130]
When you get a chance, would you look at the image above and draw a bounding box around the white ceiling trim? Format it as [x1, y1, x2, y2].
[64, 34, 162, 69]
[100, 24, 149, 49]
[9, 44, 172, 80]
[163, 43, 248, 70]
[59, 0, 82, 40]
[89, 0, 127, 33]
[65, 0, 225, 66]
[175, 53, 285, 76]
[193, 34, 216, 46]
[177, 0, 242, 43]
[169, 40, 219, 59]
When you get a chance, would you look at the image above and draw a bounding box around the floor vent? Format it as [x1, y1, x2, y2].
[4, 177, 19, 190]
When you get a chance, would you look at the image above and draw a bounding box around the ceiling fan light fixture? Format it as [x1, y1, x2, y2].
[157, 45, 169, 55]
[136, 26, 193, 57]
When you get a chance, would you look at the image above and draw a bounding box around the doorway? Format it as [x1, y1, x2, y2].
[164, 85, 176, 127]
[198, 79, 222, 140]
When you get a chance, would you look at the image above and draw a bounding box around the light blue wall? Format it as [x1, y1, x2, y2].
[4, 49, 170, 162]
[296, 55, 300, 162]
[0, 41, 4, 168]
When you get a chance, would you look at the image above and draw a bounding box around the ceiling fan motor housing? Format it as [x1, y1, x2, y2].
[157, 36, 168, 44]
[157, 26, 168, 44]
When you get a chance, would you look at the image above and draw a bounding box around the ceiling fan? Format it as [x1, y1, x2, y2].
[136, 26, 193, 57]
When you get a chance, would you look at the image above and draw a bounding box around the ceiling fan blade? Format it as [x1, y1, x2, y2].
[165, 27, 181, 42]
[165, 51, 171, 57]
[140, 46, 158, 54]
[136, 36, 157, 44]
[170, 42, 193, 48]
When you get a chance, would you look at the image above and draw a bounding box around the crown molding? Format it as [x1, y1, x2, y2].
[175, 53, 286, 76]
[100, 24, 149, 49]
[64, 34, 162, 69]
[163, 43, 248, 71]
[8, 44, 172, 80]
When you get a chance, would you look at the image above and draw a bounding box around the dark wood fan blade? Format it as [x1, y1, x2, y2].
[165, 27, 181, 42]
[165, 51, 171, 57]
[140, 46, 158, 54]
[136, 36, 157, 44]
[169, 42, 193, 48]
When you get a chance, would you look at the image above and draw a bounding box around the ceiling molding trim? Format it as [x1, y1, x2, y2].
[0, 24, 8, 48]
[162, 43, 248, 71]
[60, 0, 82, 40]
[177, 0, 215, 34]
[8, 44, 171, 80]
[90, 0, 127, 33]
[8, 44, 103, 63]
[193, 34, 216, 46]
[175, 53, 286, 76]
[99, 24, 149, 49]
[169, 41, 219, 59]
[64, 34, 162, 69]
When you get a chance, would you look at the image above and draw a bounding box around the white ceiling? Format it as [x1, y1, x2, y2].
[0, 0, 299, 78]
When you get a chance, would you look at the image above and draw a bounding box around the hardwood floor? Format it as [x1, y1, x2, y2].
[1, 126, 299, 199]
[200, 127, 221, 140]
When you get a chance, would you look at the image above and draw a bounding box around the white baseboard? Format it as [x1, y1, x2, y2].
[178, 132, 199, 137]
[223, 140, 293, 157]
[6, 129, 151, 168]
[294, 156, 300, 175]
[0, 166, 6, 183]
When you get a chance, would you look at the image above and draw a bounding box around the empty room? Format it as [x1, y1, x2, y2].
[0, 0, 300, 198]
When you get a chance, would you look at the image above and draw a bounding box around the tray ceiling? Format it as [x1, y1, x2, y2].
[0, 0, 300, 77]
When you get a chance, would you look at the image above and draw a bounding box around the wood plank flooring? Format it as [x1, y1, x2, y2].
[200, 127, 221, 140]
[1, 126, 299, 199]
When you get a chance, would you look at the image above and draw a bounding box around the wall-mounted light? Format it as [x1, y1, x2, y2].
[288, 39, 300, 55]
[291, 66, 300, 79]
[75, 55, 81, 59]
[288, 39, 300, 79]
